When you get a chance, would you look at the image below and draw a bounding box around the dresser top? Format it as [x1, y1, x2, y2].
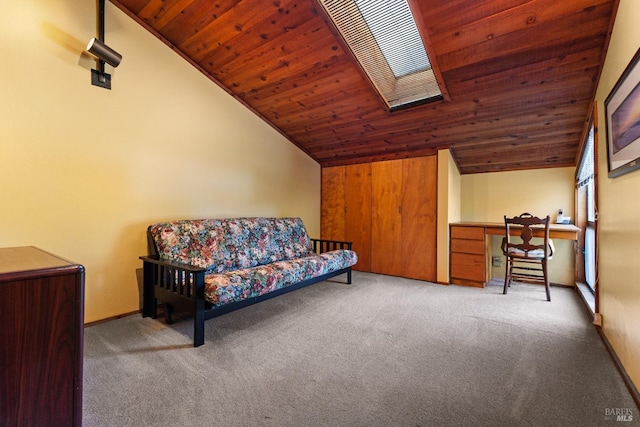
[0, 246, 75, 275]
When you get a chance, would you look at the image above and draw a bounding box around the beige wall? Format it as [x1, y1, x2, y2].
[460, 167, 576, 285]
[436, 149, 461, 283]
[0, 1, 320, 323]
[594, 0, 640, 390]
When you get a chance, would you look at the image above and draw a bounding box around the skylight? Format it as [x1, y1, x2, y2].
[319, 0, 442, 110]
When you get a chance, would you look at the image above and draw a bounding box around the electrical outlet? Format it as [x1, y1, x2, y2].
[492, 256, 503, 267]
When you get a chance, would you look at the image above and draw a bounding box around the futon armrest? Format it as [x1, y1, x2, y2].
[139, 255, 207, 320]
[310, 238, 353, 253]
[139, 255, 206, 273]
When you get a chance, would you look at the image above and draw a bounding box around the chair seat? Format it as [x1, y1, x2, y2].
[507, 248, 545, 259]
[507, 242, 554, 260]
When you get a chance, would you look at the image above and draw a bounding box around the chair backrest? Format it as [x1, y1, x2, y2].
[503, 213, 551, 258]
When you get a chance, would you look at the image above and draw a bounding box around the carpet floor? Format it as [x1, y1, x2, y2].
[83, 272, 638, 426]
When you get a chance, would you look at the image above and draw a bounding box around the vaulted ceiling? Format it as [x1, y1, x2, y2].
[111, 0, 618, 174]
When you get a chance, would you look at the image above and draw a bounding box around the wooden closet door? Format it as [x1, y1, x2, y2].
[371, 160, 403, 276]
[402, 156, 437, 281]
[321, 166, 346, 241]
[345, 163, 372, 272]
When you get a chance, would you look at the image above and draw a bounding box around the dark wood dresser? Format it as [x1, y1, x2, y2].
[0, 246, 85, 427]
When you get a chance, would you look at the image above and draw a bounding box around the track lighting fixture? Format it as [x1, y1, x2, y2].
[87, 0, 122, 90]
[86, 38, 122, 68]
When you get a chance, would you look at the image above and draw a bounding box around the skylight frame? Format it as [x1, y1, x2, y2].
[319, 0, 443, 111]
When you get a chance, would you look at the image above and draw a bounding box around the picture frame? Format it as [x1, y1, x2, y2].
[605, 47, 640, 178]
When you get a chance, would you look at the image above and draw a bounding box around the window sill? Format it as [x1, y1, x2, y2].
[575, 281, 598, 324]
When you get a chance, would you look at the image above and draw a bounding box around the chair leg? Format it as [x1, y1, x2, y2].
[543, 260, 551, 301]
[503, 259, 511, 295]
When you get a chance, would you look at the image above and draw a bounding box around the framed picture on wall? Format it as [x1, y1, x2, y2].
[605, 47, 640, 178]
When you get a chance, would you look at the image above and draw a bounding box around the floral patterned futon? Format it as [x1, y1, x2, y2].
[149, 217, 357, 306]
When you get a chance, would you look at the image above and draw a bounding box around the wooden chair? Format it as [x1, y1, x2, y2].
[501, 213, 554, 301]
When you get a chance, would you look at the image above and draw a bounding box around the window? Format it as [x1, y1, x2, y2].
[319, 0, 443, 110]
[577, 124, 596, 292]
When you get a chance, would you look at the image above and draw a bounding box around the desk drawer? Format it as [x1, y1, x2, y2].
[450, 238, 485, 254]
[450, 225, 484, 240]
[450, 225, 486, 287]
[450, 252, 485, 282]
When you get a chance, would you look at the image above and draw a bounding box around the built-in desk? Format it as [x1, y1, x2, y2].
[449, 222, 580, 287]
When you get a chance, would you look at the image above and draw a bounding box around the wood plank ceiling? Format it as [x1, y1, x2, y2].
[111, 0, 618, 174]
